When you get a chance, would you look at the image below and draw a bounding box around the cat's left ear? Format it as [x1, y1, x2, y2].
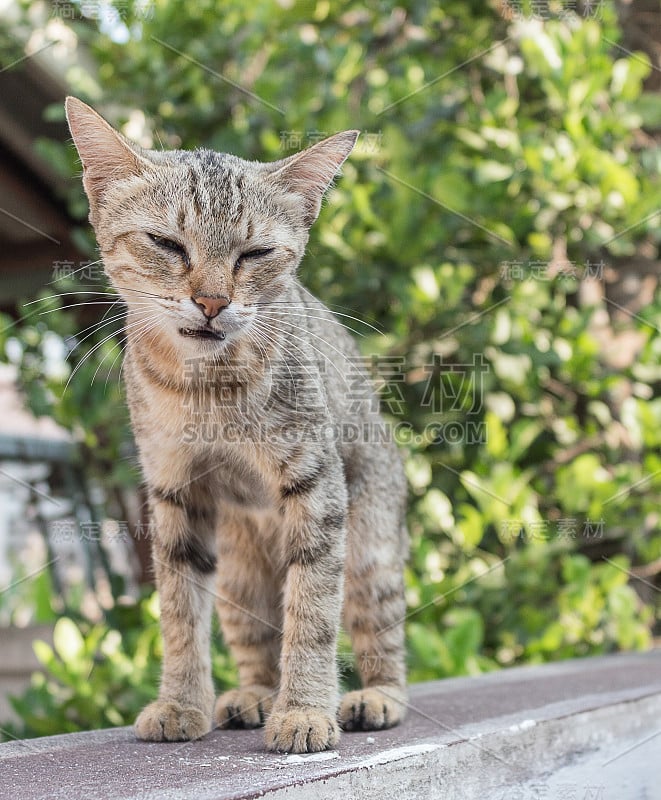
[65, 96, 150, 224]
[265, 130, 359, 227]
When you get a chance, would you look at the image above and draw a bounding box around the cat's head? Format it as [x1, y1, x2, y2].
[65, 97, 357, 354]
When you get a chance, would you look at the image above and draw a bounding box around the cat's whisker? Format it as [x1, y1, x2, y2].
[247, 325, 296, 403]
[67, 309, 130, 349]
[298, 285, 385, 329]
[113, 285, 168, 300]
[247, 326, 306, 410]
[244, 322, 272, 361]
[255, 318, 349, 388]
[27, 287, 169, 309]
[14, 296, 127, 328]
[36, 303, 150, 328]
[91, 337, 123, 388]
[35, 302, 135, 319]
[96, 296, 154, 331]
[45, 258, 106, 286]
[122, 313, 164, 337]
[22, 291, 123, 306]
[64, 311, 159, 394]
[252, 298, 383, 335]
[282, 346, 315, 386]
[64, 332, 119, 395]
[244, 327, 275, 390]
[98, 314, 161, 391]
[256, 309, 368, 338]
[89, 313, 155, 387]
[257, 315, 359, 376]
[247, 319, 308, 377]
[255, 317, 324, 363]
[62, 303, 154, 358]
[117, 315, 165, 386]
[97, 298, 122, 325]
[93, 314, 162, 387]
[254, 304, 382, 335]
[67, 323, 125, 363]
[103, 339, 126, 393]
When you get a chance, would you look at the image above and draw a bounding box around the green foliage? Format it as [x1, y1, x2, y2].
[1, 0, 659, 736]
[0, 561, 57, 629]
[1, 291, 139, 493]
[3, 594, 237, 739]
[4, 599, 160, 737]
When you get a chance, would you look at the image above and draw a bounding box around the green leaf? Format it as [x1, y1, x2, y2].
[53, 618, 85, 664]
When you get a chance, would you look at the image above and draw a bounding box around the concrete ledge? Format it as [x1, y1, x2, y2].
[1, 651, 660, 799]
[0, 625, 53, 723]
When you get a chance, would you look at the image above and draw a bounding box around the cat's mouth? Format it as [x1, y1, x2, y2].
[178, 327, 226, 342]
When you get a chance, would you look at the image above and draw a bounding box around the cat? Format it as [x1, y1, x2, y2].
[65, 96, 409, 753]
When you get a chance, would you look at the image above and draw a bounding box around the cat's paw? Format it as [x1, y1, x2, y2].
[264, 707, 339, 753]
[214, 685, 275, 729]
[134, 700, 211, 742]
[339, 686, 407, 731]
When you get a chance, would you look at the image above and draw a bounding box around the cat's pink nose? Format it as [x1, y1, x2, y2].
[192, 295, 231, 319]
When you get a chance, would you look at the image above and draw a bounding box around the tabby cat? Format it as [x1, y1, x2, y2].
[65, 97, 408, 753]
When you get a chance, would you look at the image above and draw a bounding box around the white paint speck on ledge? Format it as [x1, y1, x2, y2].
[508, 719, 537, 733]
[284, 751, 341, 764]
[356, 743, 442, 769]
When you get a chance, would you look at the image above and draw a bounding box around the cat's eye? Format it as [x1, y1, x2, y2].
[147, 233, 185, 252]
[234, 247, 275, 271]
[147, 233, 190, 268]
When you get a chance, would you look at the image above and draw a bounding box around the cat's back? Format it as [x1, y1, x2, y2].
[284, 282, 407, 502]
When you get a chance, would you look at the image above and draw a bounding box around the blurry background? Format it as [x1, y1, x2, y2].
[0, 0, 659, 738]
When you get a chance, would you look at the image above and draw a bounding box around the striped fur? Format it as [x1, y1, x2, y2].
[66, 97, 409, 753]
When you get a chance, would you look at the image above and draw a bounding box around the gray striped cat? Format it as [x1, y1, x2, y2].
[66, 97, 408, 753]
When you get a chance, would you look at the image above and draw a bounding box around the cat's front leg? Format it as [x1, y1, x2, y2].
[264, 455, 347, 753]
[134, 490, 217, 742]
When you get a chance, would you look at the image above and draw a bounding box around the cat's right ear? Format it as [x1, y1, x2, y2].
[264, 130, 360, 227]
[65, 97, 146, 222]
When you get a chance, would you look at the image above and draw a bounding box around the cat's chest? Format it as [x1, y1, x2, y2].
[212, 452, 275, 510]
[173, 418, 281, 512]
[126, 354, 300, 511]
